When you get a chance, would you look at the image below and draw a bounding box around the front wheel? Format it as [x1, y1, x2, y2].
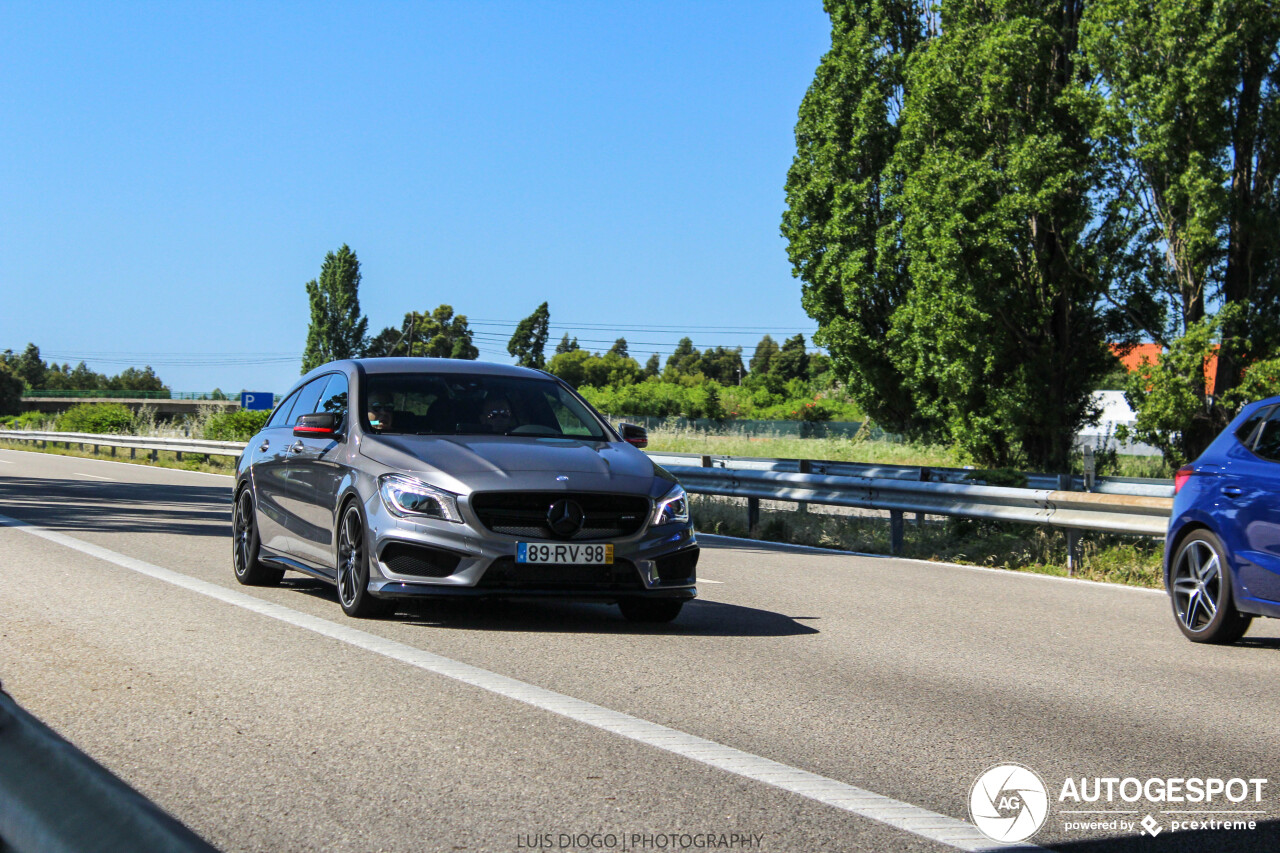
[335, 503, 394, 619]
[1170, 530, 1252, 644]
[619, 598, 683, 623]
[232, 488, 283, 586]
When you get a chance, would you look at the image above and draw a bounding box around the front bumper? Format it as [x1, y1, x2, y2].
[364, 491, 699, 602]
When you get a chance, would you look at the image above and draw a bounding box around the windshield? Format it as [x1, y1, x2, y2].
[361, 373, 609, 440]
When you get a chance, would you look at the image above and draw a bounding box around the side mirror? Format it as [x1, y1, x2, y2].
[294, 412, 342, 438]
[619, 422, 648, 449]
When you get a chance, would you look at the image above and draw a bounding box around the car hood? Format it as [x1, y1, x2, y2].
[357, 433, 663, 497]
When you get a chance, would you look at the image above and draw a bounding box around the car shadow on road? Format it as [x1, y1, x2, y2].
[1046, 819, 1280, 852]
[280, 578, 819, 637]
[0, 476, 230, 537]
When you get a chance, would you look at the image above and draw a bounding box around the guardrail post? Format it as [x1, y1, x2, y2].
[1058, 473, 1073, 491]
[92, 444, 98, 455]
[700, 454, 712, 468]
[797, 460, 811, 514]
[747, 497, 760, 536]
[890, 511, 905, 555]
[1083, 445, 1095, 492]
[110, 446, 116, 457]
[129, 447, 135, 459]
[917, 468, 931, 526]
[150, 449, 157, 462]
[176, 451, 183, 461]
[1066, 530, 1082, 576]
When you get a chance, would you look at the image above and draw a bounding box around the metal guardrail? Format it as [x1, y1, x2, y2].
[0, 685, 217, 853]
[646, 451, 1174, 497]
[20, 390, 245, 400]
[0, 430, 1172, 546]
[0, 430, 245, 460]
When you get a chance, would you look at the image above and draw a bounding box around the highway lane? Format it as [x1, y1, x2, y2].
[2, 446, 1280, 852]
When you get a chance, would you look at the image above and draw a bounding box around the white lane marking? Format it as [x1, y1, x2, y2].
[698, 533, 1166, 596]
[72, 472, 114, 481]
[0, 512, 1034, 852]
[699, 579, 725, 584]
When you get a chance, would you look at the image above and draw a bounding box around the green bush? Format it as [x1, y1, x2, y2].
[2, 411, 54, 429]
[203, 409, 270, 441]
[56, 403, 135, 434]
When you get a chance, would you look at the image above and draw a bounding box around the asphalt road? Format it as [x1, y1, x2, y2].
[2, 446, 1280, 853]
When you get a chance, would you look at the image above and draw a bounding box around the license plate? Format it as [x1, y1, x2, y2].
[516, 543, 614, 565]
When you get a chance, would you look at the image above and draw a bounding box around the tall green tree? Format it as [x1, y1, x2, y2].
[749, 335, 779, 375]
[607, 338, 629, 358]
[642, 352, 661, 378]
[771, 335, 811, 383]
[0, 362, 22, 415]
[890, 0, 1114, 469]
[1082, 0, 1280, 457]
[782, 0, 926, 433]
[404, 306, 479, 359]
[663, 337, 702, 381]
[555, 333, 580, 354]
[507, 302, 551, 368]
[11, 344, 47, 389]
[301, 245, 369, 373]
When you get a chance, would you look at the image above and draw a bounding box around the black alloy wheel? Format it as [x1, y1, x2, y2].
[232, 488, 283, 586]
[335, 503, 393, 618]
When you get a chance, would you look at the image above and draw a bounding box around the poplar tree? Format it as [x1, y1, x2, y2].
[508, 302, 551, 368]
[301, 245, 368, 373]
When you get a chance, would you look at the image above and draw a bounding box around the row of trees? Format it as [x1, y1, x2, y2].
[1, 344, 169, 394]
[785, 0, 1280, 469]
[298, 246, 848, 419]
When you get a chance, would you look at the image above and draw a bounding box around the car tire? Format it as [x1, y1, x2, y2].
[618, 598, 683, 623]
[1169, 529, 1252, 644]
[232, 488, 284, 586]
[335, 502, 394, 619]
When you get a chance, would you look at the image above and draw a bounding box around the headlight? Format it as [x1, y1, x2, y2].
[652, 484, 690, 526]
[378, 474, 462, 523]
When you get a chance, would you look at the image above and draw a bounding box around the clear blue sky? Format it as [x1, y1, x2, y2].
[1, 1, 830, 394]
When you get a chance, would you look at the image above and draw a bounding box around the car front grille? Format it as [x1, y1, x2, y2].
[478, 557, 644, 591]
[469, 492, 650, 540]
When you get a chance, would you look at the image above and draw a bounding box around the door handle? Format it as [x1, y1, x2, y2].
[1221, 486, 1245, 498]
[259, 440, 270, 452]
[289, 441, 304, 454]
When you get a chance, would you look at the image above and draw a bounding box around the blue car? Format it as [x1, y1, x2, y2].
[1166, 395, 1280, 643]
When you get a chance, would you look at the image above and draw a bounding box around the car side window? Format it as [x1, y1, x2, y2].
[1236, 406, 1273, 449]
[1251, 408, 1280, 462]
[285, 377, 329, 427]
[316, 373, 349, 421]
[266, 389, 301, 430]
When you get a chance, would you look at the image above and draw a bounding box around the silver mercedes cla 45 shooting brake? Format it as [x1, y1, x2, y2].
[231, 358, 698, 622]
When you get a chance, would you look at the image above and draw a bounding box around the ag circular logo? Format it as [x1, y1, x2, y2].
[969, 764, 1049, 843]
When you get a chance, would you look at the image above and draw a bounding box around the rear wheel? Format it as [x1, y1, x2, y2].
[232, 488, 283, 586]
[336, 503, 394, 618]
[1170, 530, 1252, 644]
[619, 598, 683, 623]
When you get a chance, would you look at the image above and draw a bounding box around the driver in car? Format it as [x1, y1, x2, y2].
[367, 393, 396, 432]
[482, 395, 515, 434]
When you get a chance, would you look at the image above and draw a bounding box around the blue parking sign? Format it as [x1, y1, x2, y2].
[241, 392, 274, 411]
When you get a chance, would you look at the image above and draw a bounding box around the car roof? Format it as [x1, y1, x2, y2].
[352, 357, 544, 378]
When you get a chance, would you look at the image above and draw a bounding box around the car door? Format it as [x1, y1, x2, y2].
[265, 376, 329, 560]
[285, 372, 350, 569]
[252, 388, 304, 554]
[1221, 405, 1280, 603]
